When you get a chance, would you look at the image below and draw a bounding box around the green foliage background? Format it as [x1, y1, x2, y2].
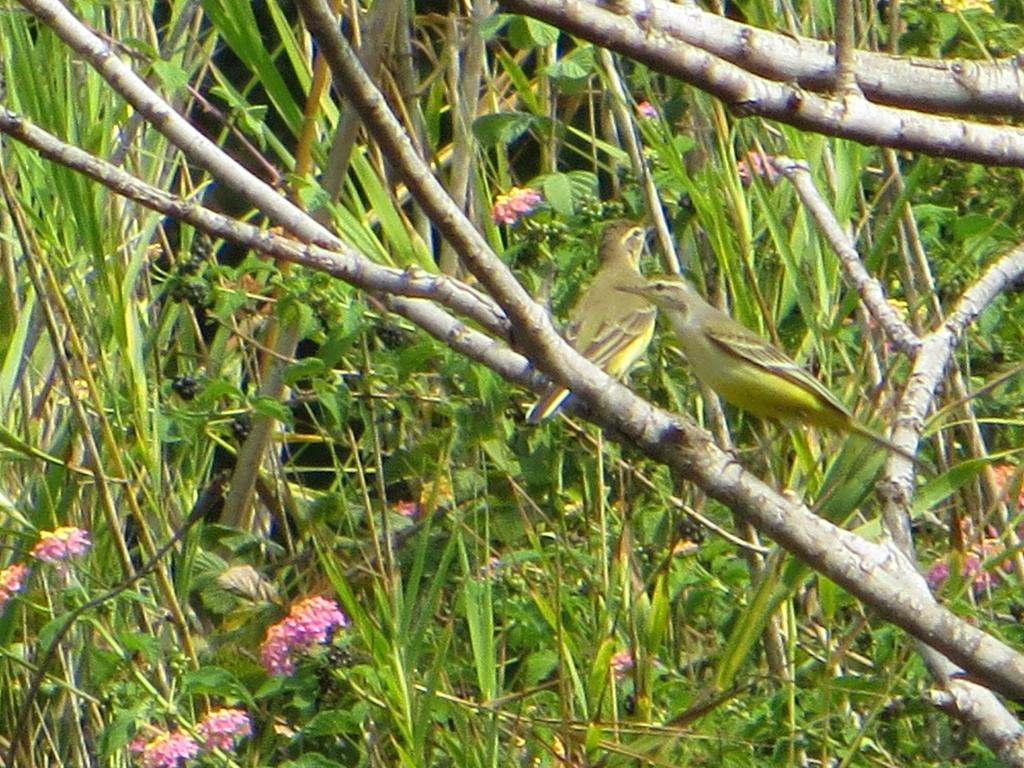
[1, 0, 1023, 766]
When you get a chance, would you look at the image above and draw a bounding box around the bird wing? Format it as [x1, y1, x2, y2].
[704, 325, 852, 416]
[526, 294, 654, 424]
[575, 304, 657, 370]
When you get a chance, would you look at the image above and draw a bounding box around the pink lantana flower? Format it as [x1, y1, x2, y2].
[990, 463, 1024, 509]
[260, 595, 348, 675]
[962, 552, 998, 592]
[736, 150, 780, 186]
[926, 531, 1009, 596]
[0, 563, 29, 612]
[133, 730, 199, 768]
[491, 186, 543, 225]
[30, 526, 91, 562]
[197, 707, 252, 750]
[393, 500, 420, 519]
[610, 649, 635, 680]
[635, 100, 658, 118]
[925, 560, 950, 589]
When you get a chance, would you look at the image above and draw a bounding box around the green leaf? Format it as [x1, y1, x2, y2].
[472, 112, 536, 147]
[87, 647, 125, 687]
[495, 49, 542, 113]
[183, 666, 254, 705]
[284, 357, 327, 386]
[523, 648, 559, 685]
[462, 577, 496, 700]
[818, 574, 839, 621]
[395, 340, 443, 374]
[99, 707, 145, 758]
[673, 134, 697, 156]
[545, 45, 595, 82]
[250, 395, 292, 422]
[644, 573, 671, 648]
[196, 378, 243, 404]
[118, 631, 160, 663]
[539, 173, 574, 216]
[911, 457, 992, 518]
[953, 213, 999, 240]
[349, 149, 425, 268]
[716, 563, 780, 689]
[586, 637, 616, 701]
[302, 709, 359, 737]
[507, 16, 560, 48]
[281, 755, 347, 768]
[38, 616, 71, 652]
[318, 318, 361, 369]
[313, 378, 349, 429]
[479, 13, 513, 40]
[150, 59, 189, 94]
[198, 0, 304, 135]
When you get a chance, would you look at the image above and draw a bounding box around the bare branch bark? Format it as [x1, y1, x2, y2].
[501, 0, 1024, 168]
[585, 0, 1024, 117]
[833, 0, 859, 94]
[776, 158, 921, 354]
[926, 679, 1024, 765]
[296, 0, 609, 404]
[319, 0, 401, 207]
[0, 108, 512, 342]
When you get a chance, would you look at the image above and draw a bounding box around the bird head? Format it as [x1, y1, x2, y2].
[617, 275, 698, 310]
[598, 220, 648, 266]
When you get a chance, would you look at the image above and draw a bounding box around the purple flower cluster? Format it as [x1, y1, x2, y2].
[635, 100, 658, 118]
[260, 595, 348, 675]
[197, 707, 253, 750]
[736, 150, 780, 186]
[0, 563, 29, 612]
[925, 516, 1013, 596]
[30, 526, 91, 562]
[129, 709, 252, 767]
[0, 525, 93, 616]
[610, 649, 635, 679]
[130, 731, 199, 768]
[491, 186, 543, 225]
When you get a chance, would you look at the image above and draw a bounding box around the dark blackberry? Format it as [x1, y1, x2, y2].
[190, 232, 213, 261]
[176, 233, 213, 276]
[169, 279, 210, 308]
[376, 323, 406, 349]
[170, 374, 202, 400]
[231, 413, 252, 442]
[675, 516, 705, 546]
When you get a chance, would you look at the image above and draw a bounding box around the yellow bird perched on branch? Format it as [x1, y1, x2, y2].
[527, 221, 657, 423]
[619, 275, 919, 463]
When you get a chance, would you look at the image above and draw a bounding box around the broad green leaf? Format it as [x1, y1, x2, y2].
[507, 16, 560, 48]
[473, 112, 536, 147]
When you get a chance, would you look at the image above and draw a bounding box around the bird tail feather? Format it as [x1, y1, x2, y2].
[526, 388, 572, 423]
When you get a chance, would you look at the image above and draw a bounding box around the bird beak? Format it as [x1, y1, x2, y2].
[616, 283, 651, 297]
